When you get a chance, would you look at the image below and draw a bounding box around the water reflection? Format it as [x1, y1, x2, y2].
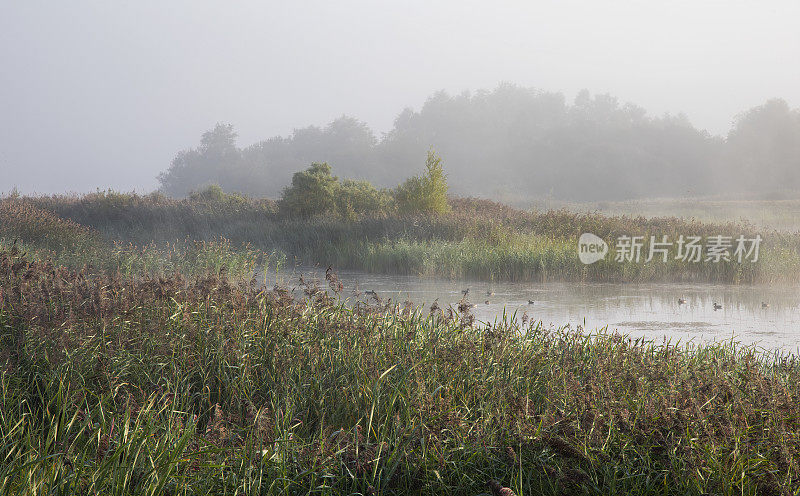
[264, 266, 800, 352]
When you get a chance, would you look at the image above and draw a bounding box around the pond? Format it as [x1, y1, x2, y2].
[265, 266, 800, 353]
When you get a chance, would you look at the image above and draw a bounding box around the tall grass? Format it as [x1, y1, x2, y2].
[550, 197, 800, 232]
[292, 232, 799, 284]
[20, 190, 278, 245]
[1, 249, 799, 494]
[5, 193, 800, 283]
[0, 199, 265, 279]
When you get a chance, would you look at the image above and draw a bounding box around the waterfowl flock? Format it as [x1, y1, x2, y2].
[674, 299, 772, 311]
[356, 283, 771, 315]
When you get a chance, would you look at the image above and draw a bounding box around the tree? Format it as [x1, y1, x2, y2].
[200, 123, 238, 151]
[726, 99, 800, 194]
[280, 163, 339, 218]
[335, 180, 395, 220]
[158, 123, 242, 197]
[279, 162, 395, 219]
[394, 150, 451, 214]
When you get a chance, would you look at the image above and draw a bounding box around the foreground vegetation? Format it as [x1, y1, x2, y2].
[1, 246, 799, 495]
[3, 165, 800, 494]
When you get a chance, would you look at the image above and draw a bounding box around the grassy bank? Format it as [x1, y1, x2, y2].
[1, 248, 799, 494]
[4, 192, 800, 283]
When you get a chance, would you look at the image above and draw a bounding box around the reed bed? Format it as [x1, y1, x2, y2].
[5, 193, 800, 283]
[0, 199, 265, 279]
[20, 190, 278, 245]
[552, 197, 800, 232]
[1, 248, 799, 494]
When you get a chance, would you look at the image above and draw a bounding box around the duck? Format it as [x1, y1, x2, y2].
[485, 300, 490, 305]
[461, 288, 470, 296]
[678, 298, 687, 305]
[762, 302, 770, 308]
[527, 300, 535, 305]
[486, 290, 495, 296]
[364, 290, 377, 296]
[487, 480, 516, 496]
[713, 302, 722, 310]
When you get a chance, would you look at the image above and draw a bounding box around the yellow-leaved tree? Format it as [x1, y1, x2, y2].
[394, 150, 451, 214]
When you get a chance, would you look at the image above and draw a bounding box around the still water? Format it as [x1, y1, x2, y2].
[266, 266, 800, 353]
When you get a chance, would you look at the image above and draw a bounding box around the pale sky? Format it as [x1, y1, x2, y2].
[1, 0, 798, 194]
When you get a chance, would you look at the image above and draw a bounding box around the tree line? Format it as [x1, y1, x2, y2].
[158, 84, 800, 202]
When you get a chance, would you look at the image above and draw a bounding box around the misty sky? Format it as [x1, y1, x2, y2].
[1, 1, 798, 195]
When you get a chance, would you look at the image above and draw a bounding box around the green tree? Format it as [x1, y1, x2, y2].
[280, 163, 339, 218]
[394, 150, 451, 214]
[336, 179, 395, 220]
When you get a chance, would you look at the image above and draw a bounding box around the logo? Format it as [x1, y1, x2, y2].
[577, 233, 762, 264]
[578, 233, 608, 264]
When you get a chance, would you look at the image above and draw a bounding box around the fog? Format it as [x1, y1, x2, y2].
[1, 1, 799, 197]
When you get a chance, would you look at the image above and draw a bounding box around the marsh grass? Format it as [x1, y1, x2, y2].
[0, 199, 265, 280]
[540, 197, 800, 232]
[5, 193, 800, 283]
[1, 249, 799, 494]
[293, 232, 799, 284]
[19, 190, 278, 245]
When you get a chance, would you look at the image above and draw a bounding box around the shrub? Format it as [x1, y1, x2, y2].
[279, 162, 339, 218]
[188, 184, 252, 212]
[189, 183, 227, 202]
[335, 179, 395, 219]
[280, 163, 395, 219]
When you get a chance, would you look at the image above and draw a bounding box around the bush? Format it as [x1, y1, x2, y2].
[335, 179, 395, 219]
[279, 162, 339, 218]
[395, 149, 451, 214]
[189, 183, 227, 202]
[280, 163, 395, 219]
[188, 184, 251, 211]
